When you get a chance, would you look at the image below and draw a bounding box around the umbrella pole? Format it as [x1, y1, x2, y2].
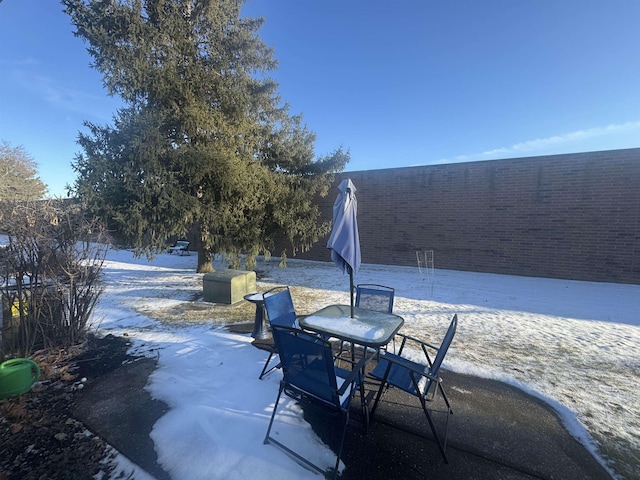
[349, 266, 354, 318]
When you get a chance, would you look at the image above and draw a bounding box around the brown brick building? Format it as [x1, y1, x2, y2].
[284, 148, 640, 285]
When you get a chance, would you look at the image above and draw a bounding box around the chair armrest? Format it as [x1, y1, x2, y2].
[336, 355, 368, 396]
[395, 332, 440, 352]
[379, 351, 439, 383]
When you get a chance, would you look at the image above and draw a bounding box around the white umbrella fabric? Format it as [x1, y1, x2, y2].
[326, 178, 361, 317]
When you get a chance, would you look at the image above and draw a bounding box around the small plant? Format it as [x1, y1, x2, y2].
[279, 251, 287, 268]
[0, 199, 109, 360]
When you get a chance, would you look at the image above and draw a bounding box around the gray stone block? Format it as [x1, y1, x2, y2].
[202, 270, 256, 304]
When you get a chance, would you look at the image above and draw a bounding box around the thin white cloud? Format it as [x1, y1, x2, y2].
[9, 66, 118, 122]
[436, 121, 640, 164]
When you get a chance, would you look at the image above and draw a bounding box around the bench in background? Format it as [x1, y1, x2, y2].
[168, 240, 190, 256]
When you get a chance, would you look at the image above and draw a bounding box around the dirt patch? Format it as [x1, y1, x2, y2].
[147, 300, 256, 324]
[0, 334, 138, 480]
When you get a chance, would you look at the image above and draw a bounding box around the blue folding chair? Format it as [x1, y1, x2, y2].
[259, 286, 299, 379]
[370, 314, 457, 463]
[355, 284, 394, 313]
[264, 325, 367, 479]
[335, 284, 396, 358]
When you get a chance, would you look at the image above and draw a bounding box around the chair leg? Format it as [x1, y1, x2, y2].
[423, 376, 453, 418]
[259, 351, 277, 379]
[437, 381, 453, 414]
[333, 340, 353, 364]
[372, 370, 452, 464]
[370, 360, 394, 419]
[265, 382, 348, 479]
[417, 393, 450, 463]
[331, 409, 349, 480]
[370, 374, 387, 419]
[264, 382, 285, 444]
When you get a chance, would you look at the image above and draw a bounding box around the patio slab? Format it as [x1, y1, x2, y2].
[338, 370, 612, 479]
[72, 331, 614, 480]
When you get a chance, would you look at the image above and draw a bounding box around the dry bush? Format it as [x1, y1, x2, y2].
[0, 199, 109, 360]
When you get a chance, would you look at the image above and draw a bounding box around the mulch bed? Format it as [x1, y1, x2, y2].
[0, 334, 137, 480]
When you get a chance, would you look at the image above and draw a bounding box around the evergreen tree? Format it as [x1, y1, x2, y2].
[63, 0, 348, 272]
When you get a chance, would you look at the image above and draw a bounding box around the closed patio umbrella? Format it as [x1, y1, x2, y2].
[327, 178, 361, 318]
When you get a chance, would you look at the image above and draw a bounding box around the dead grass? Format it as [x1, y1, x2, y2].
[137, 285, 329, 326]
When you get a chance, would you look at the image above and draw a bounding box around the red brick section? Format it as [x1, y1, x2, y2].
[276, 148, 640, 285]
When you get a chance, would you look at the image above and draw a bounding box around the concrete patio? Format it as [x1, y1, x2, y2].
[73, 326, 613, 480]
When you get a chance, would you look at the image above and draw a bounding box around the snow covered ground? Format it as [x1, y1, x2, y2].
[95, 248, 639, 479]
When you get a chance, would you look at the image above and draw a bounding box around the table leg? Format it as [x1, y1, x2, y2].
[359, 365, 370, 433]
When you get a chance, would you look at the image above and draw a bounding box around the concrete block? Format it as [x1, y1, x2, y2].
[202, 269, 256, 304]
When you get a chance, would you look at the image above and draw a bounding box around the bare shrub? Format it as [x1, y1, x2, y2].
[0, 199, 109, 360]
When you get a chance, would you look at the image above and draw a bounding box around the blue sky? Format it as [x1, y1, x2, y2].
[1, 1, 640, 198]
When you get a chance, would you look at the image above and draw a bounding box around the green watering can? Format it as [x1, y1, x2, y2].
[0, 358, 41, 399]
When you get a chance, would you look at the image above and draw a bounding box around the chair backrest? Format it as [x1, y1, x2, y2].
[263, 287, 298, 328]
[430, 314, 457, 375]
[271, 326, 341, 408]
[355, 284, 394, 313]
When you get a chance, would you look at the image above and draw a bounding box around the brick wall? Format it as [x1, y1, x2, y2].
[281, 148, 640, 285]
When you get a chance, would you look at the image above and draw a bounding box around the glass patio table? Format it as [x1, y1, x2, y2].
[299, 304, 404, 349]
[299, 304, 404, 432]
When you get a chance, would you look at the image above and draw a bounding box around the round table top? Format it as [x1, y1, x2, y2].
[244, 293, 264, 303]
